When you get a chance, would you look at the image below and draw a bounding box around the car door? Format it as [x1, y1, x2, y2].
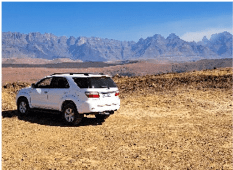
[47, 77, 70, 110]
[30, 77, 52, 109]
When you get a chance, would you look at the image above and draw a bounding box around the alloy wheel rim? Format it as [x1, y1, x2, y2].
[19, 101, 27, 113]
[64, 108, 75, 122]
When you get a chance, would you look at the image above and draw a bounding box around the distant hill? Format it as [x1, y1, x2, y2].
[2, 31, 232, 62]
[171, 58, 232, 73]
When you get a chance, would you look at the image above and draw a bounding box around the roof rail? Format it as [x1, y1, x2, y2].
[50, 73, 105, 76]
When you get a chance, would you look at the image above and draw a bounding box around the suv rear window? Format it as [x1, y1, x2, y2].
[73, 77, 117, 88]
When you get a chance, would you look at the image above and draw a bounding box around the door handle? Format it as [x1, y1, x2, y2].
[44, 91, 48, 94]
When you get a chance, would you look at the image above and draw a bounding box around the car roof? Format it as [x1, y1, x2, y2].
[49, 73, 111, 78]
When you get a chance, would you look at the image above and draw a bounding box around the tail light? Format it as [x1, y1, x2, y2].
[115, 91, 119, 96]
[85, 91, 99, 98]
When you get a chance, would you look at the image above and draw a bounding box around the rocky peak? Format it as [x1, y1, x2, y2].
[166, 33, 180, 41]
[2, 31, 232, 61]
[200, 36, 210, 45]
[202, 36, 209, 42]
[67, 36, 76, 46]
[152, 34, 164, 39]
[210, 31, 232, 43]
[76, 36, 88, 46]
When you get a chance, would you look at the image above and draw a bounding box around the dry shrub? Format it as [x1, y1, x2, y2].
[2, 82, 30, 111]
[113, 67, 232, 96]
[2, 89, 17, 111]
[3, 82, 31, 92]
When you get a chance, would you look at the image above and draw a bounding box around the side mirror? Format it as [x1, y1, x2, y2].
[31, 83, 36, 88]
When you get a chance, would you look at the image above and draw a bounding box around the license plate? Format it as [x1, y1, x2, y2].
[103, 93, 111, 97]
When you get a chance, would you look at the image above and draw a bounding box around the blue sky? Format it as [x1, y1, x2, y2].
[2, 2, 232, 42]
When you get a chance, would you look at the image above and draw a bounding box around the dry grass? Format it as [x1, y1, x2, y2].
[2, 82, 30, 111]
[2, 67, 233, 169]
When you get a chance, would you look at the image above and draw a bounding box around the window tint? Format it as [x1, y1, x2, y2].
[73, 78, 88, 88]
[73, 77, 117, 88]
[89, 77, 117, 88]
[36, 78, 52, 88]
[51, 77, 69, 88]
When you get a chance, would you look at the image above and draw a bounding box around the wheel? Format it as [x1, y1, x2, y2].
[95, 114, 109, 120]
[62, 103, 83, 125]
[17, 98, 29, 116]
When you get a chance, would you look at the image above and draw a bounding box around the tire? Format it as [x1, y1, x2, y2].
[62, 103, 83, 125]
[17, 98, 30, 116]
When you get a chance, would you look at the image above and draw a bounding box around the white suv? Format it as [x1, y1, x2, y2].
[16, 73, 120, 125]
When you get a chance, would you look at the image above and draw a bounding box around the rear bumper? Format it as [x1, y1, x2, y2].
[78, 99, 120, 114]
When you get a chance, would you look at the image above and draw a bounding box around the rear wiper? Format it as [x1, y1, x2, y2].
[100, 85, 109, 89]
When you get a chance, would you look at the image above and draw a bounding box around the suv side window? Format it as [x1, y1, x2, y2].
[51, 77, 70, 88]
[73, 78, 88, 88]
[36, 78, 52, 88]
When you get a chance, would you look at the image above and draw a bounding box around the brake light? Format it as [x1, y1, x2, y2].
[85, 92, 100, 98]
[115, 91, 119, 96]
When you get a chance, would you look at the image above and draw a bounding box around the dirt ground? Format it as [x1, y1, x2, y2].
[2, 67, 233, 169]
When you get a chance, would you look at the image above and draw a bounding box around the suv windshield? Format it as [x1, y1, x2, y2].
[73, 77, 117, 88]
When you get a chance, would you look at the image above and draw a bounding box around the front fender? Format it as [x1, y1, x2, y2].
[16, 92, 32, 108]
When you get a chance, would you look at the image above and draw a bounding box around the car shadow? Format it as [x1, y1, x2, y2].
[2, 110, 106, 127]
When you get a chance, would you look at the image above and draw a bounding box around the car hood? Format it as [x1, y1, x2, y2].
[18, 87, 32, 93]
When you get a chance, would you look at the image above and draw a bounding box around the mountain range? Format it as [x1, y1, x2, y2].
[2, 31, 232, 62]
